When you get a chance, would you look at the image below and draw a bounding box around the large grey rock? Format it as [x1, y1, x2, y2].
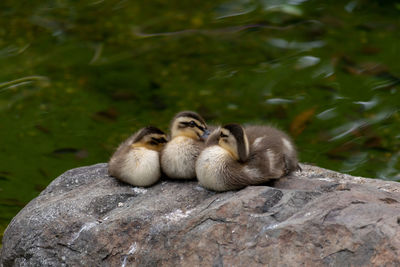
[1, 163, 400, 266]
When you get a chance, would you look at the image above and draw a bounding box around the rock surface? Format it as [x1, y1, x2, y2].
[1, 163, 400, 266]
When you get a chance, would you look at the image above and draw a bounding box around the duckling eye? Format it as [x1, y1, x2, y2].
[220, 133, 228, 138]
[151, 137, 167, 144]
[189, 121, 196, 127]
[158, 137, 168, 143]
[149, 141, 158, 146]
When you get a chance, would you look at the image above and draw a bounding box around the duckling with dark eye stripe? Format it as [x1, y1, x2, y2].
[196, 123, 300, 191]
[108, 126, 168, 187]
[161, 111, 210, 179]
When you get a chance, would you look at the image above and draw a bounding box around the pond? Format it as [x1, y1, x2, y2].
[1, 0, 399, 243]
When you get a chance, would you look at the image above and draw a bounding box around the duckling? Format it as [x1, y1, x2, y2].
[161, 111, 210, 179]
[108, 126, 168, 187]
[196, 123, 300, 192]
[245, 125, 301, 176]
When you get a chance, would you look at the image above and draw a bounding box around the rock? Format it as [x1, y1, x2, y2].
[1, 163, 400, 266]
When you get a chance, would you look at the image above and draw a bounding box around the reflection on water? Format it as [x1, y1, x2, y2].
[354, 96, 379, 110]
[295, 55, 320, 69]
[316, 107, 336, 120]
[341, 152, 368, 172]
[265, 98, 295, 104]
[1, 0, 400, 239]
[268, 38, 325, 50]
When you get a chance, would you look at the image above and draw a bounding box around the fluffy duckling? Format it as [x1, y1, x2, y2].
[245, 125, 300, 175]
[161, 111, 210, 179]
[108, 126, 168, 187]
[196, 123, 300, 191]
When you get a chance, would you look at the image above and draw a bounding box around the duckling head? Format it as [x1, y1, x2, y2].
[170, 111, 210, 141]
[219, 124, 249, 162]
[131, 126, 168, 151]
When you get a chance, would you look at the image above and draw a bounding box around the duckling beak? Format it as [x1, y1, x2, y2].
[200, 129, 210, 140]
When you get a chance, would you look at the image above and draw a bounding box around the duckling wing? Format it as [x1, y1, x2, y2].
[245, 125, 299, 177]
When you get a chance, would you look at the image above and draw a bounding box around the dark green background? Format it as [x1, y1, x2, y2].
[1, 0, 399, 243]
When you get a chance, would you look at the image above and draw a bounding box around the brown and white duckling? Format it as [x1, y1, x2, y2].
[108, 126, 168, 187]
[196, 123, 300, 192]
[245, 125, 300, 176]
[161, 111, 210, 179]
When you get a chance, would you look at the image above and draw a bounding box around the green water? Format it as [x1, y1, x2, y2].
[1, 0, 399, 242]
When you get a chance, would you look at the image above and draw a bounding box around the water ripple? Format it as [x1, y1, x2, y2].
[265, 98, 294, 104]
[330, 109, 396, 141]
[296, 56, 320, 69]
[215, 0, 256, 19]
[353, 96, 379, 110]
[268, 38, 325, 51]
[317, 108, 337, 120]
